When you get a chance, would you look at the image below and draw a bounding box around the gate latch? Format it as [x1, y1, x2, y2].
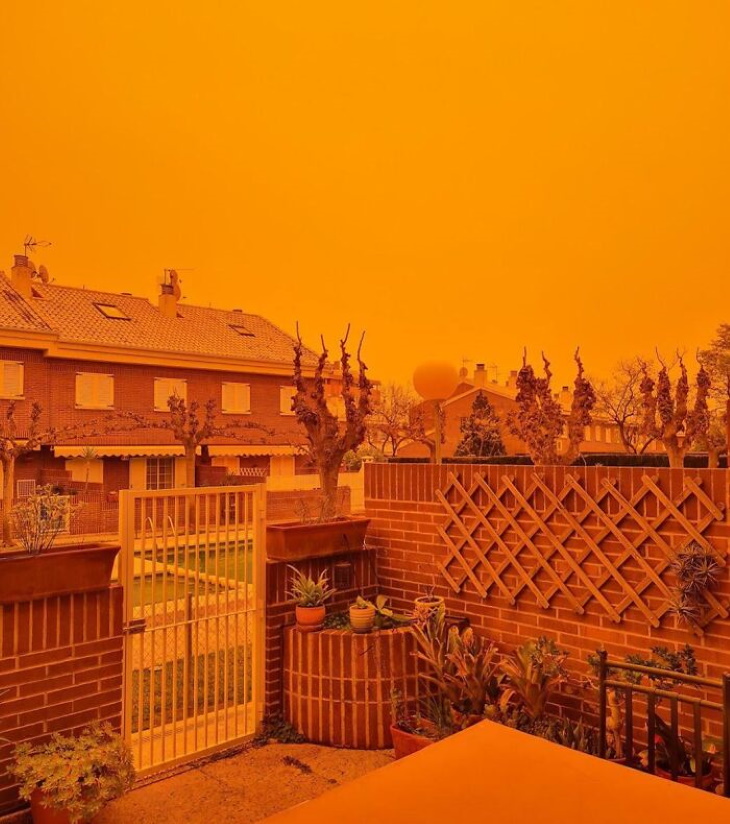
[123, 617, 147, 636]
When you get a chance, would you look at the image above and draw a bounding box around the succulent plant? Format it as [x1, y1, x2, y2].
[287, 566, 336, 607]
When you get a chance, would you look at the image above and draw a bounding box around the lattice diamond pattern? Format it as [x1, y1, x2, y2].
[437, 471, 728, 633]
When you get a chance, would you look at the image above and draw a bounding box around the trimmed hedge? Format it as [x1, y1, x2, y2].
[386, 453, 727, 468]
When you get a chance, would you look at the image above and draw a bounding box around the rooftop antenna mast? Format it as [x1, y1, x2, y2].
[23, 235, 52, 256]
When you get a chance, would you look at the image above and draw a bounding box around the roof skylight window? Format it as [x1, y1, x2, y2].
[94, 303, 130, 320]
[229, 324, 255, 337]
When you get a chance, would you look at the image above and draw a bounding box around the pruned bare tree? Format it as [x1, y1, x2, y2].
[593, 358, 656, 454]
[507, 349, 595, 465]
[699, 323, 730, 462]
[117, 395, 273, 488]
[293, 325, 373, 520]
[366, 383, 423, 457]
[639, 353, 710, 468]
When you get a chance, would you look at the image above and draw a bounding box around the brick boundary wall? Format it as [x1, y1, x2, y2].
[364, 463, 730, 737]
[0, 585, 124, 815]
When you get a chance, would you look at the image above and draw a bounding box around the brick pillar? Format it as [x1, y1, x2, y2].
[0, 585, 124, 814]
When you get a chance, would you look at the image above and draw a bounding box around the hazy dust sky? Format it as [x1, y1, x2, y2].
[1, 2, 728, 387]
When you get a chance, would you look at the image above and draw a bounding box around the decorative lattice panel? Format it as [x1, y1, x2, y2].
[436, 471, 728, 633]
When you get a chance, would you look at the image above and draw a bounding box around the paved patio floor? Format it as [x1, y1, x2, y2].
[96, 743, 394, 824]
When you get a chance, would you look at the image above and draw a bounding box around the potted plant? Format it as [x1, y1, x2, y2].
[0, 486, 120, 604]
[413, 590, 445, 620]
[266, 327, 373, 562]
[9, 723, 135, 823]
[389, 691, 454, 759]
[500, 636, 569, 731]
[349, 596, 376, 633]
[288, 566, 336, 633]
[642, 715, 717, 789]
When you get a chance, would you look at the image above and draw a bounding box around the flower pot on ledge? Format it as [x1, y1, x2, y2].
[266, 516, 370, 561]
[0, 542, 120, 604]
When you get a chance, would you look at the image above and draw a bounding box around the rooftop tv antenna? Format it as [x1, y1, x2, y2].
[23, 235, 52, 256]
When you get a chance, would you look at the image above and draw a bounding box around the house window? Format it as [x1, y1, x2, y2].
[280, 386, 295, 415]
[93, 303, 130, 320]
[146, 457, 175, 490]
[154, 378, 187, 411]
[76, 372, 114, 409]
[0, 362, 24, 399]
[222, 382, 251, 414]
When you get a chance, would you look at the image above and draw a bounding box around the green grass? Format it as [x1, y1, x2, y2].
[131, 646, 253, 731]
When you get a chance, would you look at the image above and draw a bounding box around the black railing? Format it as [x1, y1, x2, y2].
[597, 650, 730, 794]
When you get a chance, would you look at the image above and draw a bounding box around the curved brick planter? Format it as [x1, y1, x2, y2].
[284, 626, 423, 749]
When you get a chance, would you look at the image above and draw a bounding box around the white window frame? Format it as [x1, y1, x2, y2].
[145, 457, 176, 490]
[154, 377, 188, 412]
[0, 361, 24, 400]
[222, 382, 251, 415]
[75, 372, 115, 410]
[279, 386, 296, 416]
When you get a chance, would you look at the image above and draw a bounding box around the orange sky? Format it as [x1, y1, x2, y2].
[1, 2, 728, 388]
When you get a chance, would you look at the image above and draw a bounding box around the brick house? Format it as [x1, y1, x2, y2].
[0, 254, 330, 497]
[400, 362, 664, 459]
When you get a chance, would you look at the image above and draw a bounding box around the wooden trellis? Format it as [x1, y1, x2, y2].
[436, 471, 729, 633]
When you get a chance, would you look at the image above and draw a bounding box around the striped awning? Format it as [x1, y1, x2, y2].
[54, 445, 187, 458]
[207, 445, 300, 457]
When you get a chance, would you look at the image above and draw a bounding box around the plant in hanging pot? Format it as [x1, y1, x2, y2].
[0, 486, 120, 604]
[9, 723, 135, 824]
[266, 326, 373, 563]
[288, 566, 336, 633]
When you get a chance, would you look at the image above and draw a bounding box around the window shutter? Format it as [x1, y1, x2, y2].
[241, 384, 251, 413]
[154, 379, 169, 411]
[171, 379, 187, 403]
[1, 362, 23, 398]
[99, 375, 114, 408]
[280, 386, 294, 414]
[76, 373, 93, 407]
[222, 382, 234, 413]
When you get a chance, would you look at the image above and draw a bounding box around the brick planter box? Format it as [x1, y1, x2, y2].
[284, 625, 422, 748]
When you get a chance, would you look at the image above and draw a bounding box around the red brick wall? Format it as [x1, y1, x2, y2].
[265, 550, 377, 715]
[0, 585, 124, 814]
[365, 463, 730, 729]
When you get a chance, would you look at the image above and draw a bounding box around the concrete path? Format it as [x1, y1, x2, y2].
[97, 743, 393, 824]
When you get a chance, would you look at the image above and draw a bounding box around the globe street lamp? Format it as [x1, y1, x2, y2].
[413, 361, 460, 465]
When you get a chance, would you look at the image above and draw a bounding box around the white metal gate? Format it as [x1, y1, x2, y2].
[119, 485, 266, 775]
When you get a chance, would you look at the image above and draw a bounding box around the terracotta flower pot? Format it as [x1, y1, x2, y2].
[414, 595, 444, 619]
[267, 517, 370, 561]
[0, 542, 120, 604]
[30, 790, 72, 824]
[349, 604, 376, 633]
[295, 605, 326, 633]
[655, 765, 714, 790]
[390, 724, 436, 760]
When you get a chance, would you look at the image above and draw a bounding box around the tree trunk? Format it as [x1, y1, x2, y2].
[2, 456, 15, 546]
[318, 463, 341, 521]
[184, 445, 197, 488]
[665, 443, 685, 469]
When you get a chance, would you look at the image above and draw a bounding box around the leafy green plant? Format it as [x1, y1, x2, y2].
[9, 723, 135, 823]
[640, 715, 718, 778]
[322, 610, 351, 629]
[501, 636, 569, 720]
[411, 605, 501, 725]
[668, 542, 721, 627]
[389, 689, 454, 741]
[287, 566, 336, 607]
[11, 485, 82, 555]
[354, 595, 412, 629]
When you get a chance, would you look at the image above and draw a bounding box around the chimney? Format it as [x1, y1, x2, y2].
[473, 363, 487, 387]
[10, 255, 33, 298]
[559, 385, 572, 407]
[158, 282, 178, 318]
[506, 370, 519, 390]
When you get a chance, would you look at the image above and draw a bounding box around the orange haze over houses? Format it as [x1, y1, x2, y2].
[400, 362, 664, 460]
[0, 254, 351, 496]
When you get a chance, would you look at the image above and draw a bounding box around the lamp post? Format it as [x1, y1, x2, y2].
[413, 361, 460, 465]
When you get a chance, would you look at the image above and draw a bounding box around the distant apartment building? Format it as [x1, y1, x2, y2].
[0, 254, 329, 497]
[400, 362, 664, 460]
